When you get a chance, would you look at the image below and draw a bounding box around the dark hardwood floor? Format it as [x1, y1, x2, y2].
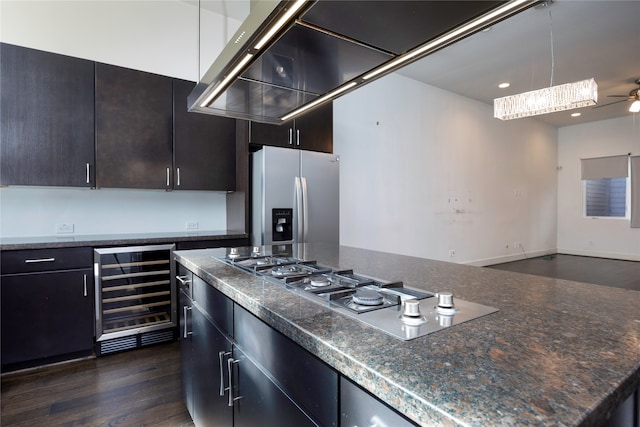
[1, 341, 193, 427]
[487, 254, 640, 291]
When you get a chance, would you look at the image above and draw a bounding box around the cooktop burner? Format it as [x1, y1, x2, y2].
[217, 248, 499, 340]
[322, 285, 433, 313]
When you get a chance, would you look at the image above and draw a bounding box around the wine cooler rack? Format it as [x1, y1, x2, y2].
[94, 244, 176, 355]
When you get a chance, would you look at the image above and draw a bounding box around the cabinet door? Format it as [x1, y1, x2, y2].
[1, 269, 94, 367]
[294, 102, 333, 153]
[173, 79, 236, 191]
[178, 289, 194, 418]
[192, 307, 233, 427]
[96, 63, 173, 189]
[232, 346, 317, 427]
[0, 43, 95, 187]
[249, 119, 293, 149]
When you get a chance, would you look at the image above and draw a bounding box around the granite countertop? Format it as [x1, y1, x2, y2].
[0, 230, 248, 250]
[174, 243, 640, 427]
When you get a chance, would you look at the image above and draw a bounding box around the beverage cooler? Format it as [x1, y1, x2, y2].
[94, 244, 177, 355]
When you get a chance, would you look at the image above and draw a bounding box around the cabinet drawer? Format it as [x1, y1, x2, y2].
[1, 247, 93, 274]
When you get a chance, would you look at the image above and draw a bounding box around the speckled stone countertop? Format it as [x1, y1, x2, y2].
[174, 243, 640, 427]
[0, 230, 247, 250]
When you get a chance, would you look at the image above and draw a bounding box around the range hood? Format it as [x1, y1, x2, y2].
[188, 0, 539, 125]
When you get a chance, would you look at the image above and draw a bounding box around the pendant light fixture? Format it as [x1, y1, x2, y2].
[493, 3, 598, 120]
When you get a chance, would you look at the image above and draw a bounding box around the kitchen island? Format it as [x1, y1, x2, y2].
[174, 244, 640, 426]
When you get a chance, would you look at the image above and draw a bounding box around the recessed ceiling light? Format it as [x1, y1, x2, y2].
[498, 82, 510, 89]
[571, 112, 581, 117]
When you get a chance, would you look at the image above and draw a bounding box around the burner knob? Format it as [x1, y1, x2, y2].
[229, 248, 240, 259]
[403, 299, 422, 317]
[436, 292, 454, 308]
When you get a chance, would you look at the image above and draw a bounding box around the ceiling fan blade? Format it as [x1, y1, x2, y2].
[592, 99, 630, 109]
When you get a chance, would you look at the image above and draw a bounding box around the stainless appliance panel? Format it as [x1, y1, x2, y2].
[252, 146, 299, 246]
[252, 146, 339, 246]
[300, 150, 339, 245]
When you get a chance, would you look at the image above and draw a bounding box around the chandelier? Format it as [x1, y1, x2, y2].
[494, 78, 598, 120]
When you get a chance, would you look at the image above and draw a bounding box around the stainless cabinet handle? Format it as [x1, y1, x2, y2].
[219, 351, 232, 396]
[288, 128, 293, 145]
[86, 163, 90, 184]
[296, 129, 300, 146]
[83, 274, 88, 297]
[176, 275, 191, 286]
[176, 167, 181, 187]
[227, 358, 241, 406]
[166, 167, 170, 187]
[183, 306, 192, 338]
[25, 258, 55, 263]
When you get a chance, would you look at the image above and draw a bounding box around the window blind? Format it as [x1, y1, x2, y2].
[631, 156, 640, 228]
[581, 155, 629, 180]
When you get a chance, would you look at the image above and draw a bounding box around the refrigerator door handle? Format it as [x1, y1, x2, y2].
[301, 177, 309, 243]
[295, 176, 304, 243]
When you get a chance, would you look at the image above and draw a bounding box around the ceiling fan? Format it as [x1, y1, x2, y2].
[595, 79, 640, 112]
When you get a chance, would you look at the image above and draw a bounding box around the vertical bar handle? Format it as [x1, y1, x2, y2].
[166, 167, 170, 187]
[83, 274, 88, 297]
[176, 167, 181, 187]
[295, 177, 303, 243]
[227, 358, 241, 406]
[288, 128, 293, 145]
[296, 129, 300, 146]
[86, 163, 90, 184]
[183, 306, 192, 338]
[219, 351, 232, 396]
[301, 177, 309, 243]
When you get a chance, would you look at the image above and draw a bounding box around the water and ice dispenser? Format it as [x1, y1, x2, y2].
[272, 209, 292, 242]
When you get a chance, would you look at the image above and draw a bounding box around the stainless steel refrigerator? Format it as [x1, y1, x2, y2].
[252, 146, 339, 246]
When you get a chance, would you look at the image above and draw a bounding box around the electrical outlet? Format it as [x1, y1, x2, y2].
[186, 221, 199, 230]
[55, 223, 74, 234]
[514, 241, 520, 248]
[448, 249, 456, 258]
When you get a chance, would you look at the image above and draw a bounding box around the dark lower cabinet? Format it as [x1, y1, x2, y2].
[1, 247, 94, 372]
[231, 346, 317, 427]
[192, 304, 233, 426]
[1, 269, 94, 371]
[178, 268, 339, 427]
[0, 42, 95, 187]
[178, 287, 194, 417]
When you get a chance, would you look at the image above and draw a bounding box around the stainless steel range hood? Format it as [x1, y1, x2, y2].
[188, 0, 539, 125]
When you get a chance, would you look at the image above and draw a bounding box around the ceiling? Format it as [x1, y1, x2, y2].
[396, 0, 640, 127]
[199, 0, 639, 128]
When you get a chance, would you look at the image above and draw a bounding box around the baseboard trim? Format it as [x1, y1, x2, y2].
[463, 248, 557, 267]
[557, 248, 640, 262]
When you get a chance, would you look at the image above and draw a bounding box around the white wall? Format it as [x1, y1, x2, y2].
[334, 73, 558, 266]
[0, 0, 243, 81]
[0, 1, 244, 237]
[557, 116, 640, 261]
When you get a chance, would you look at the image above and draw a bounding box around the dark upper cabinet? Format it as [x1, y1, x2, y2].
[95, 63, 173, 189]
[0, 43, 95, 187]
[249, 102, 333, 153]
[173, 79, 236, 191]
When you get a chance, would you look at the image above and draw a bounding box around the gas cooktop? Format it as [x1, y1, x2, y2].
[219, 247, 498, 340]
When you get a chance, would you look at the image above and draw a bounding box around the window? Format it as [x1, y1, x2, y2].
[581, 154, 629, 219]
[584, 177, 627, 217]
